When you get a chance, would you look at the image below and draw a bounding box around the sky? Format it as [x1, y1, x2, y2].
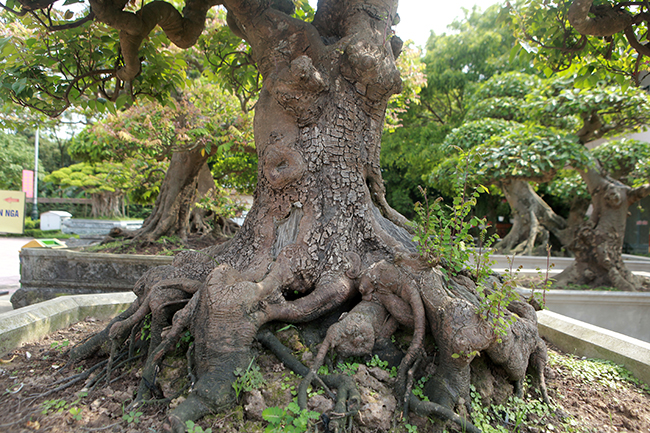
[394, 0, 504, 48]
[63, 0, 502, 49]
[308, 0, 504, 49]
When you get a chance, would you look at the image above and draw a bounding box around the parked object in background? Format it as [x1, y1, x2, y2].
[39, 211, 72, 231]
[21, 238, 67, 249]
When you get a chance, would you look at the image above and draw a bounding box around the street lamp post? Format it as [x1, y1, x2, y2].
[31, 127, 39, 221]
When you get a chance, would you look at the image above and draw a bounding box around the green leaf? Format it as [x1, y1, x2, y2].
[262, 407, 285, 424]
[286, 401, 301, 414]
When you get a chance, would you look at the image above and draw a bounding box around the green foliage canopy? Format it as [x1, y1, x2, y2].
[509, 0, 644, 84]
[0, 130, 34, 191]
[429, 70, 650, 199]
[0, 6, 187, 117]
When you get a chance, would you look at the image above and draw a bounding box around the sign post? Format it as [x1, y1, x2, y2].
[0, 191, 25, 234]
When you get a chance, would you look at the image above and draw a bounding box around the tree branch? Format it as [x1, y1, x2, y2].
[0, 1, 28, 15]
[14, 0, 56, 11]
[624, 24, 650, 57]
[568, 0, 633, 36]
[90, 0, 220, 81]
[629, 183, 650, 203]
[47, 11, 96, 31]
[12, 68, 116, 117]
[576, 110, 603, 144]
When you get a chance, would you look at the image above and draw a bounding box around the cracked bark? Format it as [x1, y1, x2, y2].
[554, 164, 648, 290]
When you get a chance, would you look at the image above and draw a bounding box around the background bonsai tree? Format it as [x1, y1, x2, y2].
[550, 138, 650, 290]
[381, 4, 531, 217]
[430, 71, 650, 290]
[68, 77, 256, 240]
[44, 160, 158, 218]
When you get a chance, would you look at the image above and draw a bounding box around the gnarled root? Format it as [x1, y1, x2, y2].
[419, 271, 551, 411]
[297, 298, 390, 417]
[69, 265, 176, 362]
[163, 351, 252, 433]
[257, 328, 361, 432]
[409, 394, 481, 433]
[357, 260, 427, 406]
[133, 285, 201, 406]
[486, 300, 550, 403]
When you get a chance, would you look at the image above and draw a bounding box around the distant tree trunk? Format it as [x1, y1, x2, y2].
[189, 163, 216, 235]
[554, 166, 649, 290]
[90, 191, 124, 218]
[497, 179, 568, 255]
[134, 148, 209, 242]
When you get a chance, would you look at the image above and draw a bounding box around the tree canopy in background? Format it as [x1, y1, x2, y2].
[44, 77, 256, 222]
[380, 5, 531, 217]
[0, 2, 187, 116]
[0, 131, 34, 191]
[510, 0, 650, 85]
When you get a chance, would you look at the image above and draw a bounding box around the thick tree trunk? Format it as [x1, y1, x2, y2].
[189, 162, 216, 235]
[554, 166, 648, 291]
[134, 148, 209, 242]
[73, 1, 550, 431]
[90, 191, 124, 218]
[497, 179, 568, 255]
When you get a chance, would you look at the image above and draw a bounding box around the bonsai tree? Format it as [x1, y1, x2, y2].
[69, 78, 256, 240]
[431, 72, 586, 255]
[437, 120, 585, 256]
[431, 71, 650, 290]
[2, 1, 554, 432]
[381, 4, 531, 217]
[552, 138, 650, 290]
[45, 160, 165, 217]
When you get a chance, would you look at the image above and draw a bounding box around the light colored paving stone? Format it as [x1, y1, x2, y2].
[0, 294, 13, 315]
[0, 292, 136, 356]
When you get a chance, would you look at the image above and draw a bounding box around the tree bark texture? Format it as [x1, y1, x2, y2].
[554, 166, 649, 290]
[71, 0, 550, 431]
[188, 162, 217, 235]
[497, 179, 568, 255]
[134, 148, 209, 242]
[91, 190, 124, 218]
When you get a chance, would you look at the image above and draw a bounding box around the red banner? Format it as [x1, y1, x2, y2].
[22, 169, 34, 198]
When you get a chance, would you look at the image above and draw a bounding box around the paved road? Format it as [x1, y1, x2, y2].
[0, 237, 30, 314]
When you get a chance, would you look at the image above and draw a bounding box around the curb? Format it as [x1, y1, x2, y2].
[0, 292, 136, 356]
[1, 293, 649, 387]
[537, 310, 650, 386]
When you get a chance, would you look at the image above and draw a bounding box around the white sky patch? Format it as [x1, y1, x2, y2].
[308, 0, 503, 49]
